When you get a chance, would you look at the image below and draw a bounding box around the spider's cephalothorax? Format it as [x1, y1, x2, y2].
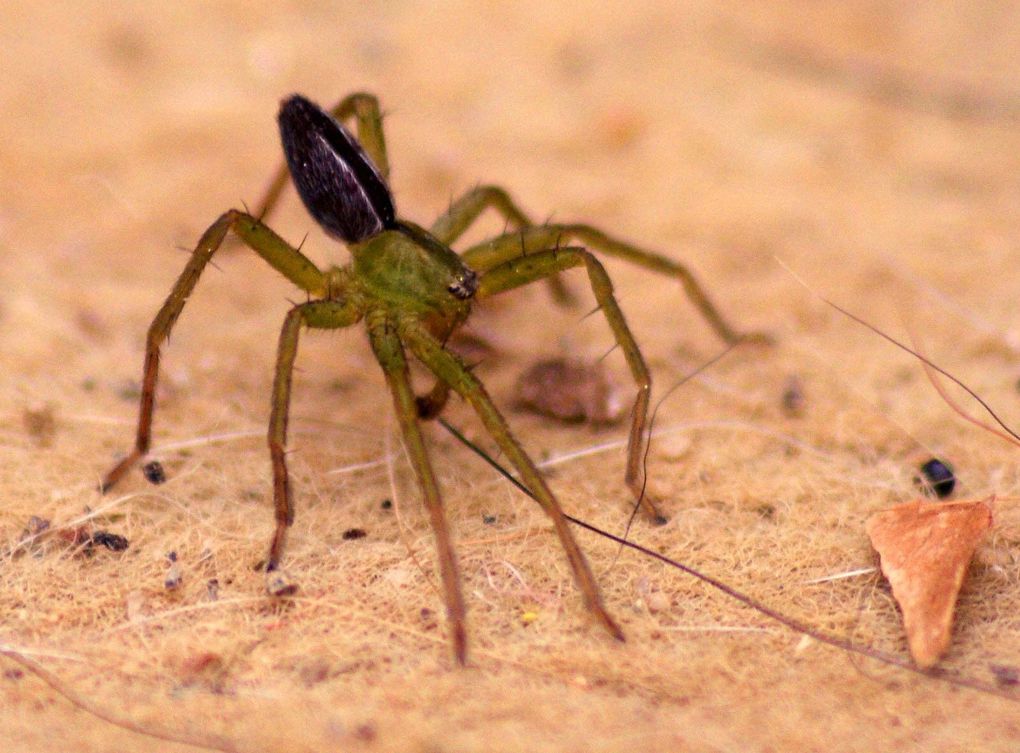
[101, 93, 760, 665]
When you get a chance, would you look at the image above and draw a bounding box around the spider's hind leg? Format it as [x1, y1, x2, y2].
[473, 245, 664, 522]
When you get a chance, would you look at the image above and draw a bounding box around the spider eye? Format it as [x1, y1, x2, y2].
[447, 269, 478, 300]
[278, 95, 395, 244]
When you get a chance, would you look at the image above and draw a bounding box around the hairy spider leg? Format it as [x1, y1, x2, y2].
[401, 321, 625, 644]
[254, 92, 388, 220]
[414, 185, 571, 419]
[472, 244, 662, 522]
[423, 192, 765, 427]
[430, 184, 574, 307]
[457, 225, 767, 519]
[100, 210, 326, 492]
[462, 223, 764, 346]
[266, 300, 363, 593]
[368, 318, 467, 664]
[429, 185, 531, 245]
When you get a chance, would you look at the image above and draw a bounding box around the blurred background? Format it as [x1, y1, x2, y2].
[3, 2, 1020, 752]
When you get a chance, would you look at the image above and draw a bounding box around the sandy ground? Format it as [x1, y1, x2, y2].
[3, 2, 1020, 751]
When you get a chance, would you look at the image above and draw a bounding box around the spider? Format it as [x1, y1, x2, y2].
[100, 93, 759, 664]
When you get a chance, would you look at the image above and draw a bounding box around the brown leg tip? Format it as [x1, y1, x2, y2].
[593, 606, 625, 643]
[100, 450, 144, 494]
[452, 626, 469, 667]
[265, 569, 299, 597]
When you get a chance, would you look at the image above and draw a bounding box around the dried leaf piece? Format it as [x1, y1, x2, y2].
[22, 402, 57, 447]
[514, 357, 625, 424]
[178, 651, 226, 692]
[865, 499, 992, 668]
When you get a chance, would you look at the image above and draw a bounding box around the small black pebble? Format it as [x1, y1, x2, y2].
[380, 499, 393, 510]
[342, 528, 367, 540]
[142, 460, 167, 485]
[781, 375, 806, 418]
[91, 531, 129, 551]
[918, 458, 955, 498]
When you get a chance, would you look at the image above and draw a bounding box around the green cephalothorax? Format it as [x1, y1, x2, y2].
[351, 222, 476, 333]
[102, 92, 762, 665]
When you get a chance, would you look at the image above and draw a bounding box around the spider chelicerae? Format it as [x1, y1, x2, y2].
[101, 93, 759, 664]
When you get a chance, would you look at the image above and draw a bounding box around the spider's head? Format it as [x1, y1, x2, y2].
[446, 267, 478, 300]
[351, 221, 479, 324]
[278, 94, 396, 244]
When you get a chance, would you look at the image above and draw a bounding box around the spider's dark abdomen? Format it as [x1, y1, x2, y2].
[278, 95, 396, 243]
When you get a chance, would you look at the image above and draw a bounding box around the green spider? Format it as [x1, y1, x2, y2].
[101, 93, 756, 664]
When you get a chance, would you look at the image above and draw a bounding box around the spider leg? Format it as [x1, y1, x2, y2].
[415, 379, 452, 420]
[429, 185, 532, 246]
[265, 300, 363, 592]
[368, 320, 467, 664]
[430, 185, 574, 305]
[254, 92, 389, 220]
[461, 224, 769, 346]
[100, 210, 327, 492]
[401, 321, 625, 643]
[413, 185, 570, 417]
[474, 246, 663, 522]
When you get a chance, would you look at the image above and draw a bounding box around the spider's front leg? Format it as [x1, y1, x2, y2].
[430, 185, 574, 306]
[471, 244, 664, 522]
[412, 185, 572, 419]
[429, 185, 530, 246]
[401, 322, 625, 643]
[265, 300, 362, 594]
[462, 223, 768, 346]
[454, 225, 769, 521]
[100, 210, 326, 491]
[368, 319, 467, 664]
